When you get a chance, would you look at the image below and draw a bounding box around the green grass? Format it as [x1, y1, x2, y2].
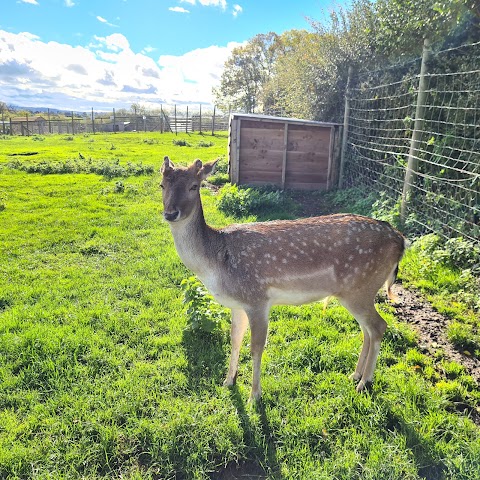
[0, 133, 479, 479]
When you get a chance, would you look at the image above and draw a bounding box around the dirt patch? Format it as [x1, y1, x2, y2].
[210, 461, 267, 480]
[392, 283, 480, 385]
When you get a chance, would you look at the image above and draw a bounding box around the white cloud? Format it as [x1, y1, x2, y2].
[180, 0, 196, 4]
[0, 29, 241, 110]
[19, 0, 39, 4]
[232, 4, 242, 16]
[199, 0, 227, 8]
[169, 6, 190, 13]
[96, 15, 117, 27]
[65, 0, 75, 6]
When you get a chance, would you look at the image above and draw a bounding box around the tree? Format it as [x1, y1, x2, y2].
[213, 33, 283, 113]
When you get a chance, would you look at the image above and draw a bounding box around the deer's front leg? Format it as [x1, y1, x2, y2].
[224, 309, 249, 387]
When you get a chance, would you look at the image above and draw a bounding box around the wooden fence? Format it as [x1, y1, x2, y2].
[1, 108, 229, 136]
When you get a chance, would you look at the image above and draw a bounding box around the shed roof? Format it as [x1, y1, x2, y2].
[230, 113, 341, 127]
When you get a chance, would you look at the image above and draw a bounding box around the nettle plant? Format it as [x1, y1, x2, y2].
[181, 276, 229, 333]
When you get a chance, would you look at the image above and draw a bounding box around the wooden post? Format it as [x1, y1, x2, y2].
[186, 106, 189, 134]
[1, 111, 4, 135]
[26, 113, 30, 136]
[47, 108, 51, 134]
[113, 108, 116, 133]
[71, 111, 75, 135]
[212, 106, 216, 136]
[401, 38, 432, 224]
[174, 105, 177, 135]
[91, 108, 95, 134]
[281, 122, 289, 190]
[9, 117, 12, 136]
[199, 104, 202, 134]
[161, 106, 164, 133]
[338, 66, 352, 189]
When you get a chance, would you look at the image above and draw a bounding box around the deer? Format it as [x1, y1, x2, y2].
[160, 156, 406, 401]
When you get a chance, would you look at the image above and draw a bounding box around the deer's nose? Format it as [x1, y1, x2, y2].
[164, 211, 180, 222]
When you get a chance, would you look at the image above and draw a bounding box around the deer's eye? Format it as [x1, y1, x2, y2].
[160, 184, 164, 189]
[190, 184, 199, 191]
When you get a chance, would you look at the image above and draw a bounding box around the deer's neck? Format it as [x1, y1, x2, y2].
[168, 203, 220, 276]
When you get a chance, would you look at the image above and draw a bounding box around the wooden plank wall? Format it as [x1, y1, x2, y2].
[232, 117, 339, 190]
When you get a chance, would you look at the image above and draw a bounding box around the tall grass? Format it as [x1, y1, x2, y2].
[0, 132, 479, 479]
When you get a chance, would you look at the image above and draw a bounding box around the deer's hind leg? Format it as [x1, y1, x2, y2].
[224, 308, 249, 387]
[339, 297, 387, 392]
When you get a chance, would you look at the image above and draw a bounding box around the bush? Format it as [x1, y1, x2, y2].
[172, 138, 191, 147]
[217, 183, 298, 220]
[6, 158, 155, 179]
[197, 140, 214, 148]
[208, 173, 230, 186]
[180, 276, 228, 333]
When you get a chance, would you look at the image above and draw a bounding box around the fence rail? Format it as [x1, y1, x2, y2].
[342, 40, 479, 246]
[0, 109, 229, 136]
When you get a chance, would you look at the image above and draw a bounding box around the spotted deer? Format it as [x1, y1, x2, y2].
[161, 157, 406, 400]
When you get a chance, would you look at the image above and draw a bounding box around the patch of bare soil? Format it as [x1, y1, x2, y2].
[391, 283, 480, 385]
[210, 461, 267, 480]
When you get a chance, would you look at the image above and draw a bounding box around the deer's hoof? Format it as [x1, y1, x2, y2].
[356, 379, 373, 393]
[349, 372, 362, 382]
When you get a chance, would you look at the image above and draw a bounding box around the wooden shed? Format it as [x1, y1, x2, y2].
[228, 113, 341, 190]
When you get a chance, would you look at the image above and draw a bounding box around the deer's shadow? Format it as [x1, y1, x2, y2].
[181, 327, 227, 393]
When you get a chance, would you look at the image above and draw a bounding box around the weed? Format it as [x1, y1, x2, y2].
[209, 173, 230, 186]
[32, 135, 45, 141]
[172, 138, 191, 147]
[0, 191, 6, 211]
[197, 140, 214, 148]
[6, 158, 155, 179]
[180, 276, 228, 333]
[217, 183, 299, 220]
[63, 135, 74, 141]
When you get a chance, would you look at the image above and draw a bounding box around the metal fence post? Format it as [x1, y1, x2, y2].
[338, 66, 352, 189]
[401, 38, 432, 225]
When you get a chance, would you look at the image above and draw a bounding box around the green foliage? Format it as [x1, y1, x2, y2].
[208, 156, 229, 186]
[322, 186, 378, 216]
[172, 138, 191, 147]
[0, 191, 6, 211]
[401, 234, 480, 358]
[197, 140, 214, 148]
[6, 158, 155, 179]
[217, 183, 298, 220]
[447, 321, 480, 355]
[180, 276, 228, 333]
[208, 172, 230, 186]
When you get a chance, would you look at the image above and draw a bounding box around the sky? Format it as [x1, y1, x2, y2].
[0, 0, 346, 112]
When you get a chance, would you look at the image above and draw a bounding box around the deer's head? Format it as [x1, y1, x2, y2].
[160, 156, 217, 223]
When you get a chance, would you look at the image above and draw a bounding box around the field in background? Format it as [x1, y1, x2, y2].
[0, 133, 479, 479]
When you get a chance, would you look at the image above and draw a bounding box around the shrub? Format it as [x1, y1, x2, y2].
[0, 192, 6, 211]
[197, 140, 214, 148]
[217, 183, 299, 220]
[181, 276, 228, 333]
[172, 138, 191, 147]
[209, 173, 230, 186]
[6, 158, 155, 179]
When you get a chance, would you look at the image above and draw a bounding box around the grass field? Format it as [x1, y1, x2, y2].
[0, 132, 479, 479]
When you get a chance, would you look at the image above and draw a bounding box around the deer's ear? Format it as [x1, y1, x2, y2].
[161, 156, 174, 174]
[198, 159, 218, 179]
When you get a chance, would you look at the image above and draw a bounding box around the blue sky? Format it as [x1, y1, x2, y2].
[0, 0, 346, 111]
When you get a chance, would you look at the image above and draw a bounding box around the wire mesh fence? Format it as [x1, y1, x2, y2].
[342, 40, 479, 245]
[1, 109, 230, 136]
